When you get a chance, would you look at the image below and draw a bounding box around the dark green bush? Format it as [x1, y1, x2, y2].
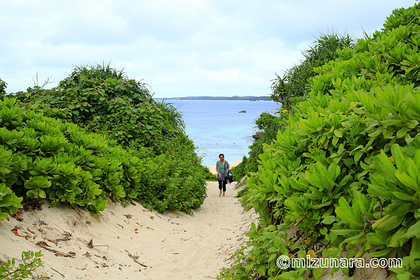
[245, 112, 287, 175]
[202, 166, 217, 181]
[220, 3, 420, 279]
[230, 156, 248, 181]
[12, 63, 185, 155]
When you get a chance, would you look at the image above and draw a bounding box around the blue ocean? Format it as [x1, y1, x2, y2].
[164, 100, 281, 166]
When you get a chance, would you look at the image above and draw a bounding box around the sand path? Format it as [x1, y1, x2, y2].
[0, 181, 257, 279]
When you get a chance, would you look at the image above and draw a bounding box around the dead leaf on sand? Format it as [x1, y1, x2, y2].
[11, 226, 30, 239]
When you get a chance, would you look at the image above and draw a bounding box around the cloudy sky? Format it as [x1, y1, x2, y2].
[0, 0, 414, 98]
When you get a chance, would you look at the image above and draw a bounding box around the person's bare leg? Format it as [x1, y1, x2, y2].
[222, 191, 225, 196]
[219, 189, 222, 197]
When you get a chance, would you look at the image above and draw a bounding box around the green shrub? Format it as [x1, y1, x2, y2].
[0, 251, 44, 279]
[0, 97, 206, 216]
[11, 63, 185, 155]
[220, 3, 420, 279]
[236, 33, 354, 178]
[3, 63, 208, 216]
[203, 166, 217, 181]
[0, 182, 23, 219]
[134, 138, 207, 213]
[244, 111, 287, 175]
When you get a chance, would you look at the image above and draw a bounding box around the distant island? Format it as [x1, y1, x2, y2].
[157, 96, 273, 101]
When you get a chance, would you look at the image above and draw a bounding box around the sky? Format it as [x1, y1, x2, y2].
[0, 0, 415, 98]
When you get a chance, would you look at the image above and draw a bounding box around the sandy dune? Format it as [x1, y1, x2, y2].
[0, 181, 257, 279]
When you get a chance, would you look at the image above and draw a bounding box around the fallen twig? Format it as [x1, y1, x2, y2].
[360, 211, 377, 239]
[45, 235, 71, 245]
[360, 212, 375, 225]
[125, 250, 147, 267]
[36, 241, 75, 258]
[51, 267, 65, 278]
[181, 237, 192, 241]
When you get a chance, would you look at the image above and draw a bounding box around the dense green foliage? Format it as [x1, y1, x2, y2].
[12, 64, 185, 155]
[0, 64, 208, 217]
[220, 4, 420, 279]
[0, 251, 44, 279]
[0, 97, 206, 215]
[230, 156, 248, 184]
[203, 166, 217, 181]
[231, 112, 286, 182]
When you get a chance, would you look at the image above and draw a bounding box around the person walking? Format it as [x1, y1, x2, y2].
[216, 153, 230, 197]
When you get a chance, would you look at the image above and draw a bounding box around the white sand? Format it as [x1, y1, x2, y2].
[0, 181, 257, 280]
[0, 176, 390, 280]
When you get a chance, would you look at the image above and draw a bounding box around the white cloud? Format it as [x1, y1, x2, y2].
[0, 0, 415, 97]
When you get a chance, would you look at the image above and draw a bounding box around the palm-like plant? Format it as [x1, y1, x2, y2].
[271, 33, 355, 110]
[155, 100, 186, 133]
[69, 62, 126, 82]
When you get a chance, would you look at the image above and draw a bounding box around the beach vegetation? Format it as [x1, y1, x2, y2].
[271, 32, 354, 111]
[0, 250, 44, 279]
[231, 33, 354, 185]
[11, 63, 186, 155]
[0, 65, 207, 217]
[220, 3, 420, 279]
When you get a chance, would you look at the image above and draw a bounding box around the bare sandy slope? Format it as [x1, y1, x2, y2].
[0, 181, 258, 280]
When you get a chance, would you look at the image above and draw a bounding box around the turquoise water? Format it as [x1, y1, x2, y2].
[165, 100, 281, 166]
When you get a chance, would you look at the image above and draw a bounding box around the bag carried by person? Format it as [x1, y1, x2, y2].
[227, 170, 233, 183]
[217, 173, 225, 181]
